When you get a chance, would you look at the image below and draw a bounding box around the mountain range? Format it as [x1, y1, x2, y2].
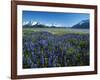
[23, 19, 89, 29]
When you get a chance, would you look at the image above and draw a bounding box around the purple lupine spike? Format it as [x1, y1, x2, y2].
[40, 56, 45, 66]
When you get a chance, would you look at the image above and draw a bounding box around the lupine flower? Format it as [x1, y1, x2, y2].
[23, 31, 89, 68]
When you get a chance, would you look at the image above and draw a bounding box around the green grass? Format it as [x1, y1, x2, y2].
[23, 28, 89, 36]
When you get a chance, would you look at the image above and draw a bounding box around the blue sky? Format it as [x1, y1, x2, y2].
[22, 11, 89, 27]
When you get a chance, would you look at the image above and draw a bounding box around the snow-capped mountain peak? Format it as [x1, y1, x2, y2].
[31, 21, 38, 26]
[23, 21, 29, 26]
[79, 21, 84, 25]
[23, 21, 38, 26]
[72, 19, 89, 29]
[78, 19, 89, 25]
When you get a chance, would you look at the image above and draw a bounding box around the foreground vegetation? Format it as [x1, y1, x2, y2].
[23, 28, 89, 68]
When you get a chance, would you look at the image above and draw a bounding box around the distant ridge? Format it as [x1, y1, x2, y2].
[23, 19, 90, 28]
[72, 19, 89, 29]
[23, 21, 65, 28]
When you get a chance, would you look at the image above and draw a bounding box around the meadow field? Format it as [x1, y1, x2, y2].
[23, 28, 89, 68]
[23, 28, 89, 36]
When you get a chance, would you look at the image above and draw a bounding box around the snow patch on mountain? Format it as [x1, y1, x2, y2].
[72, 19, 89, 29]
